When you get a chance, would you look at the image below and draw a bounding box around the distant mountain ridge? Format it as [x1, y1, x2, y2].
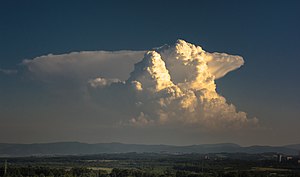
[0, 142, 299, 157]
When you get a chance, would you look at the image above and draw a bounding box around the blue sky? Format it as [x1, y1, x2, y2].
[0, 0, 299, 145]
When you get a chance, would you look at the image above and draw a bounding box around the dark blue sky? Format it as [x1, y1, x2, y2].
[0, 0, 300, 145]
[1, 1, 299, 64]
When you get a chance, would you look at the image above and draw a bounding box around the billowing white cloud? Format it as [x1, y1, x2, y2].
[22, 39, 257, 131]
[88, 40, 257, 130]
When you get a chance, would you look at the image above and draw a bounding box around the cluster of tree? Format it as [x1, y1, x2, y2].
[0, 166, 109, 177]
[173, 164, 300, 177]
[1, 166, 300, 177]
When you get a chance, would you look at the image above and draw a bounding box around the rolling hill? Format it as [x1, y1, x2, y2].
[0, 142, 299, 157]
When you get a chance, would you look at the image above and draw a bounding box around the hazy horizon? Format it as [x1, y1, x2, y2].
[1, 141, 299, 147]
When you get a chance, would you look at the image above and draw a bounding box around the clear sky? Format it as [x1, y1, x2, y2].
[0, 0, 299, 146]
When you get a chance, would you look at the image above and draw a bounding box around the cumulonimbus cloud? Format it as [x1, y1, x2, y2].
[23, 39, 258, 130]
